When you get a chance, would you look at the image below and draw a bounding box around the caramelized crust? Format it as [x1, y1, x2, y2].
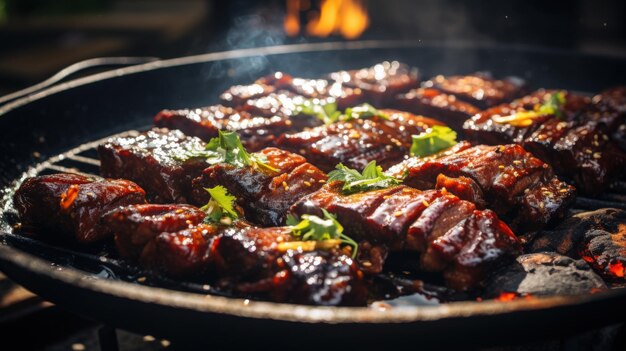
[13, 173, 146, 243]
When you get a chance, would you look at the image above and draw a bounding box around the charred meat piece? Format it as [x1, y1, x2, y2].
[387, 144, 576, 231]
[276, 110, 443, 172]
[219, 82, 275, 107]
[590, 86, 626, 151]
[463, 90, 587, 145]
[140, 224, 219, 277]
[524, 119, 625, 195]
[191, 147, 327, 226]
[485, 252, 606, 298]
[464, 90, 625, 194]
[423, 72, 525, 109]
[211, 226, 367, 306]
[431, 210, 522, 290]
[104, 204, 206, 259]
[239, 91, 323, 130]
[393, 88, 481, 131]
[99, 129, 211, 203]
[291, 184, 521, 290]
[13, 173, 146, 244]
[258, 72, 366, 109]
[529, 208, 626, 282]
[328, 61, 420, 106]
[153, 105, 296, 151]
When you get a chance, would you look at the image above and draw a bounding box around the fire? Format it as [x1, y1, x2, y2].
[608, 261, 625, 278]
[284, 0, 369, 39]
[495, 292, 534, 302]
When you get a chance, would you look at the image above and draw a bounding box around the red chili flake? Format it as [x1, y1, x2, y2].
[60, 184, 80, 210]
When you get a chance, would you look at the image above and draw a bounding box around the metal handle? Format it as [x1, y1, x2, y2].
[0, 56, 160, 106]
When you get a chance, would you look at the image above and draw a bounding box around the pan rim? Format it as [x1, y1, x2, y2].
[2, 39, 625, 116]
[0, 242, 624, 324]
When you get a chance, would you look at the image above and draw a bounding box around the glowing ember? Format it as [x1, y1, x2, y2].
[495, 292, 517, 302]
[608, 261, 625, 278]
[285, 0, 369, 39]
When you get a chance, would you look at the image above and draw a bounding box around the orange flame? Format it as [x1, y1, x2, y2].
[609, 261, 625, 278]
[285, 0, 369, 39]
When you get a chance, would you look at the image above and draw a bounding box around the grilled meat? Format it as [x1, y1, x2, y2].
[464, 90, 626, 194]
[422, 73, 525, 109]
[104, 204, 206, 259]
[191, 147, 327, 226]
[258, 72, 367, 109]
[98, 128, 211, 203]
[276, 110, 444, 172]
[529, 208, 626, 282]
[590, 86, 626, 151]
[393, 87, 481, 131]
[219, 82, 275, 107]
[13, 173, 146, 243]
[141, 224, 219, 277]
[387, 143, 576, 231]
[238, 91, 324, 130]
[291, 183, 521, 290]
[153, 105, 297, 151]
[328, 61, 420, 106]
[211, 226, 367, 306]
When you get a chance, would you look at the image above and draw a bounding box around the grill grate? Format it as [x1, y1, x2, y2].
[2, 128, 626, 301]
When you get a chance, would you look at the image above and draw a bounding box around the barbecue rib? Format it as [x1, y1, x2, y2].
[104, 204, 206, 259]
[275, 110, 444, 172]
[98, 128, 211, 203]
[191, 147, 327, 226]
[327, 61, 420, 106]
[464, 90, 626, 194]
[393, 88, 481, 131]
[210, 226, 367, 306]
[291, 183, 521, 290]
[422, 72, 526, 109]
[386, 143, 576, 231]
[153, 105, 298, 151]
[13, 173, 146, 243]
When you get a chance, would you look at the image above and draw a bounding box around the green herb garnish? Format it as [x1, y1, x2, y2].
[296, 100, 341, 124]
[344, 103, 388, 121]
[173, 130, 277, 172]
[410, 125, 458, 157]
[285, 209, 358, 258]
[327, 160, 402, 194]
[296, 101, 388, 125]
[200, 185, 239, 225]
[492, 91, 567, 126]
[537, 90, 566, 120]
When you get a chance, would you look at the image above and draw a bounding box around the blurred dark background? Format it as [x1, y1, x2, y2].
[0, 0, 625, 96]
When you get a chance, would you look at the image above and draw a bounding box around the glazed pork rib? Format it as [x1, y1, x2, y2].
[386, 143, 576, 231]
[13, 173, 146, 243]
[464, 90, 626, 194]
[191, 147, 327, 227]
[104, 205, 368, 305]
[98, 128, 211, 203]
[275, 109, 444, 172]
[290, 184, 521, 290]
[153, 104, 299, 152]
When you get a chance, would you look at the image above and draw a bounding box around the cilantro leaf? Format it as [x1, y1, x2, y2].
[200, 185, 239, 225]
[537, 90, 566, 119]
[296, 100, 341, 124]
[286, 209, 358, 258]
[410, 125, 458, 157]
[327, 160, 402, 194]
[173, 130, 276, 172]
[344, 103, 388, 121]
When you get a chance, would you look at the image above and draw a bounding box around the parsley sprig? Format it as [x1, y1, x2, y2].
[285, 209, 358, 258]
[296, 101, 388, 125]
[410, 125, 458, 157]
[327, 160, 402, 194]
[200, 185, 239, 225]
[173, 131, 276, 172]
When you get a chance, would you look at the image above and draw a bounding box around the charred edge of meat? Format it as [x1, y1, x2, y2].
[13, 173, 146, 244]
